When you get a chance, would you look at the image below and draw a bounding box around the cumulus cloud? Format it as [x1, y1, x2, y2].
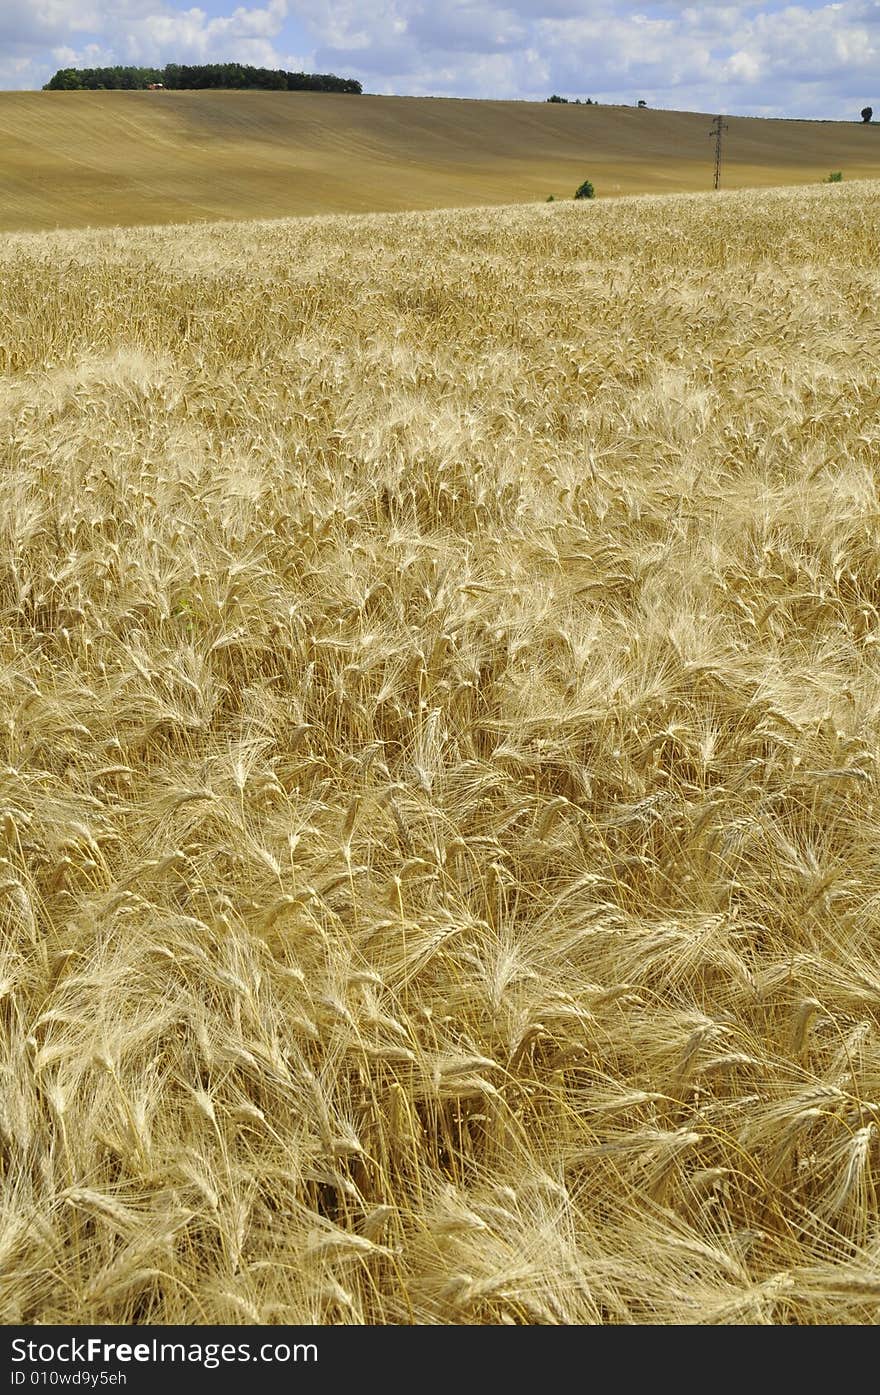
[125, 1, 291, 66]
[293, 0, 879, 114]
[1, 0, 878, 118]
[0, 0, 299, 88]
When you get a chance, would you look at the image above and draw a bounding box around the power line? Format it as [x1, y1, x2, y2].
[710, 114, 728, 190]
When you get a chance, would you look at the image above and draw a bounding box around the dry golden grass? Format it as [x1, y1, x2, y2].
[1, 90, 880, 232]
[1, 181, 880, 1324]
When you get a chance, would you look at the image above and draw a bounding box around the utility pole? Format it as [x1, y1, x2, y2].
[710, 114, 728, 190]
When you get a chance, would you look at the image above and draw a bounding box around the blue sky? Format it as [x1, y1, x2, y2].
[1, 1, 878, 119]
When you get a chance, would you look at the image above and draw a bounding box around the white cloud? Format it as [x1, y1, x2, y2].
[126, 3, 289, 65]
[1, 0, 878, 117]
[0, 0, 296, 87]
[728, 48, 763, 81]
[284, 1, 873, 112]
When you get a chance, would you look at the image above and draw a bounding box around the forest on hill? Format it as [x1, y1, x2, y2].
[43, 63, 362, 93]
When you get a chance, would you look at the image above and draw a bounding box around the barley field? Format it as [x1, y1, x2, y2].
[1, 182, 880, 1325]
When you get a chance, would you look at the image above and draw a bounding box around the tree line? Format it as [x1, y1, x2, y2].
[43, 63, 361, 94]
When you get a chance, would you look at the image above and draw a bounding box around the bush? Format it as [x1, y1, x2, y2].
[547, 94, 569, 103]
[826, 171, 843, 182]
[861, 106, 873, 123]
[546, 195, 555, 202]
[574, 179, 595, 200]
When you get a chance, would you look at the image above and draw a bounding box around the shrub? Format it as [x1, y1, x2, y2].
[547, 94, 568, 103]
[546, 195, 555, 202]
[574, 179, 595, 199]
[860, 106, 873, 123]
[826, 171, 843, 182]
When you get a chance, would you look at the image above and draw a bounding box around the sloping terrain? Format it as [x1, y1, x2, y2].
[1, 184, 879, 1322]
[0, 89, 878, 230]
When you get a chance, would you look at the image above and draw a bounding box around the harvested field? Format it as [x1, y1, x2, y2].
[1, 182, 879, 1323]
[0, 89, 879, 232]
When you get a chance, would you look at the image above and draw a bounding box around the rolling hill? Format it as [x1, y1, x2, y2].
[0, 89, 878, 231]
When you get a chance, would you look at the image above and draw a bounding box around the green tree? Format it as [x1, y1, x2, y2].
[42, 63, 362, 94]
[44, 69, 83, 89]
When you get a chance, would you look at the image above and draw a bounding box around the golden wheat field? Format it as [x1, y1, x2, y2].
[1, 181, 880, 1325]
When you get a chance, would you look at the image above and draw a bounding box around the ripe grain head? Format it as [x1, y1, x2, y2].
[0, 181, 879, 1322]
